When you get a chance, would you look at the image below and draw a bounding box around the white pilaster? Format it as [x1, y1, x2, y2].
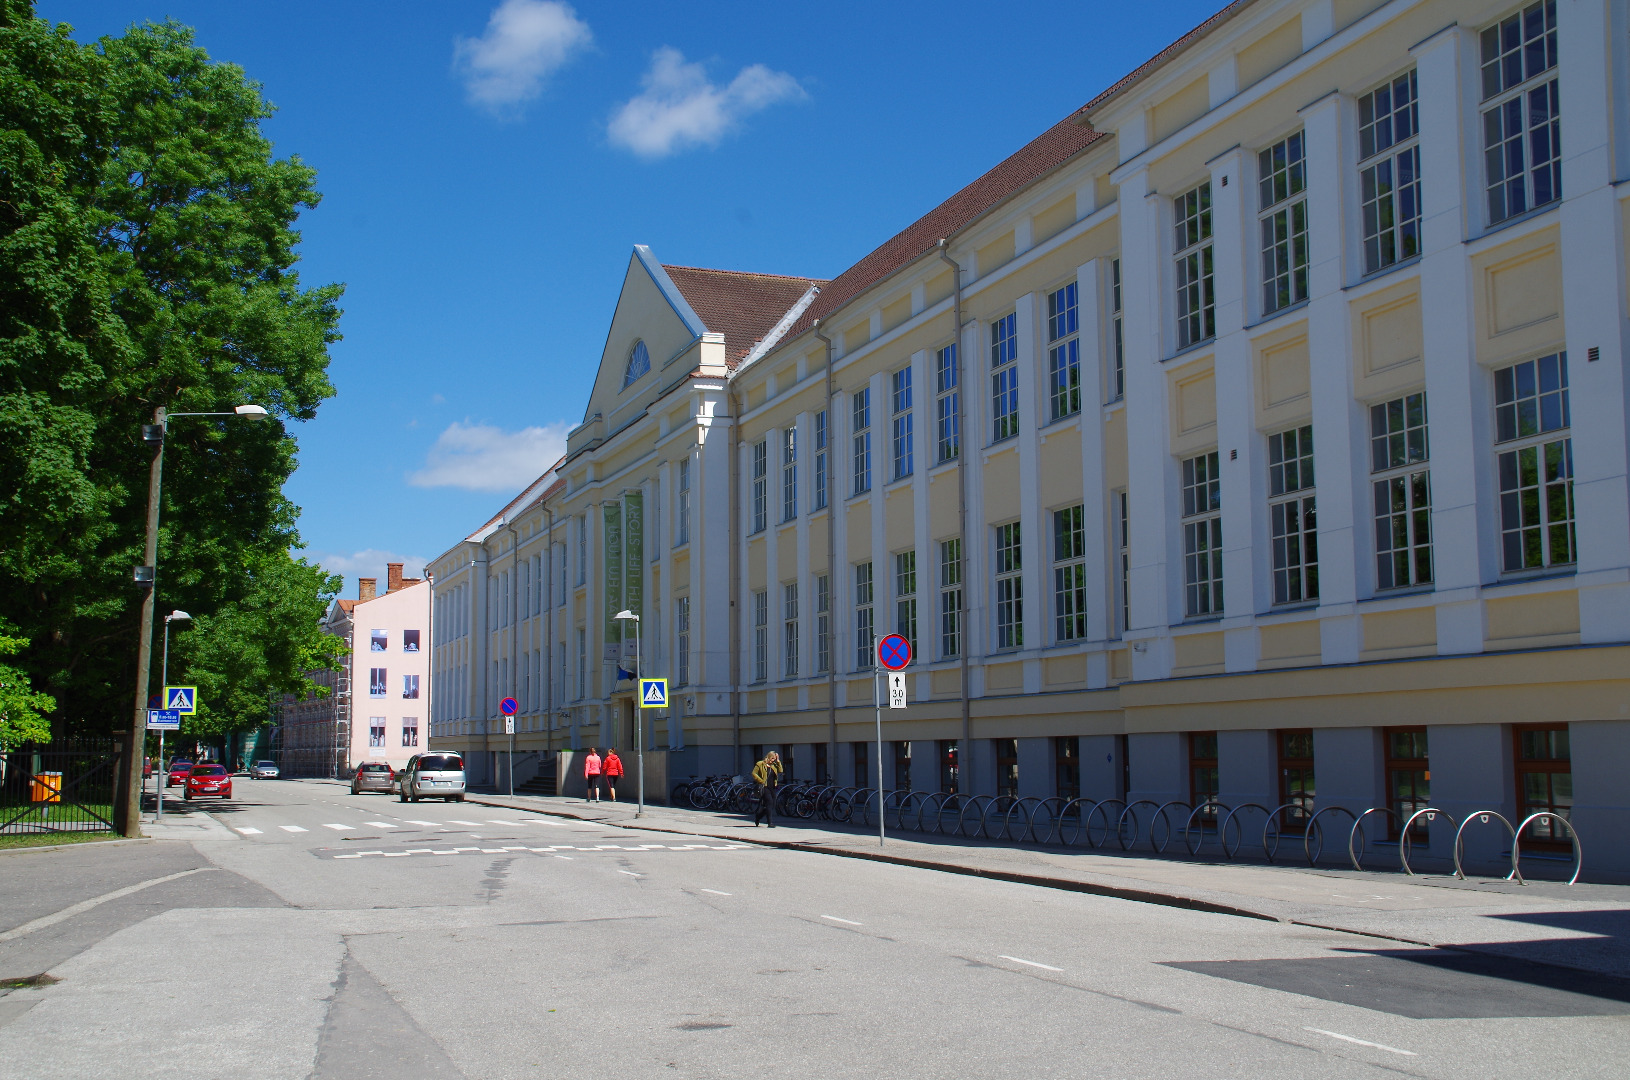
[1014, 291, 1044, 686]
[1077, 260, 1112, 653]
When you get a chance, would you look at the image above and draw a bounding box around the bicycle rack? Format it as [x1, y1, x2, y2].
[915, 792, 951, 834]
[1347, 807, 1401, 871]
[1260, 803, 1305, 864]
[1399, 807, 1457, 876]
[894, 790, 926, 832]
[1219, 803, 1271, 860]
[1086, 799, 1125, 849]
[1003, 797, 1044, 843]
[1453, 809, 1519, 882]
[1513, 812, 1583, 885]
[981, 797, 1018, 840]
[1148, 800, 1191, 854]
[1116, 800, 1160, 851]
[1182, 800, 1230, 856]
[1029, 797, 1069, 844]
[1055, 798, 1094, 847]
[957, 794, 997, 839]
[1303, 805, 1359, 866]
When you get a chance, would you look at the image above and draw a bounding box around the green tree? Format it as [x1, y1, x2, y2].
[0, 630, 55, 750]
[0, 2, 345, 737]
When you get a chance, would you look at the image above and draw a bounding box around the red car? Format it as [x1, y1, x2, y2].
[184, 764, 232, 801]
[166, 760, 194, 787]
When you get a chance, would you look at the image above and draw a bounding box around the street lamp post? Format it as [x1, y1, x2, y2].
[117, 404, 267, 837]
[613, 609, 643, 818]
[155, 610, 192, 823]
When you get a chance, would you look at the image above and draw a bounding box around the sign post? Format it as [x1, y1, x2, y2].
[875, 634, 912, 847]
[500, 697, 518, 797]
[156, 686, 197, 825]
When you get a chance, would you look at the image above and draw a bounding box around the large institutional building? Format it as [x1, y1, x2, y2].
[428, 0, 1630, 873]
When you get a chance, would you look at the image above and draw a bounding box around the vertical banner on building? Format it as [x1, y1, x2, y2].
[603, 502, 622, 662]
[624, 491, 643, 674]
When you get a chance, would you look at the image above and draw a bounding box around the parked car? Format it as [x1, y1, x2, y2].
[166, 760, 194, 787]
[249, 760, 279, 779]
[184, 764, 232, 801]
[350, 761, 395, 795]
[398, 753, 465, 803]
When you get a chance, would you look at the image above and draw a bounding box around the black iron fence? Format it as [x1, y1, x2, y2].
[0, 739, 119, 834]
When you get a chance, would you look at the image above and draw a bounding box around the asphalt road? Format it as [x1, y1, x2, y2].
[2, 779, 1627, 1079]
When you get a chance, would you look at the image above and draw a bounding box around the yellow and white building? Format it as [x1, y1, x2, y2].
[430, 0, 1630, 872]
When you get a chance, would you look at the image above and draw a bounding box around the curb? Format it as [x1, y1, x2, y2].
[0, 836, 150, 857]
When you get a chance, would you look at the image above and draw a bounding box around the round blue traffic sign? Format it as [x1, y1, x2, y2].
[500, 697, 518, 716]
[877, 633, 912, 670]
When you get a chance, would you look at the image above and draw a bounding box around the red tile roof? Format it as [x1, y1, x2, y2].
[661, 265, 826, 366]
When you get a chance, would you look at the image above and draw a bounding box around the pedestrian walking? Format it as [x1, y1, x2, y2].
[584, 747, 602, 801]
[603, 749, 624, 802]
[751, 751, 783, 827]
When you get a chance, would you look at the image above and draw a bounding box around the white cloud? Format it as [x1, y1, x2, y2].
[608, 47, 805, 159]
[454, 0, 592, 110]
[408, 420, 569, 493]
[308, 549, 434, 584]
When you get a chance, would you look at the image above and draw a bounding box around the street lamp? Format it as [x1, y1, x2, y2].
[154, 610, 192, 823]
[117, 403, 268, 837]
[613, 609, 644, 817]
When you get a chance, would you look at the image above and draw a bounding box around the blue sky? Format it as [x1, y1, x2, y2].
[42, 0, 1220, 589]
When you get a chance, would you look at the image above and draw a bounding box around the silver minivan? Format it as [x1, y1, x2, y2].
[398, 752, 466, 802]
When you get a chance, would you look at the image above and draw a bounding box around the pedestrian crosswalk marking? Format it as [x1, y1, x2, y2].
[404, 820, 441, 826]
[234, 827, 261, 835]
[279, 825, 307, 833]
[363, 821, 398, 829]
[448, 820, 485, 827]
[327, 842, 752, 860]
[322, 823, 353, 831]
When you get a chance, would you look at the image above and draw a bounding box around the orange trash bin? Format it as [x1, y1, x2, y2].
[31, 772, 63, 803]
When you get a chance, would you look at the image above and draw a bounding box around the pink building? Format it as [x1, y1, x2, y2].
[345, 563, 431, 774]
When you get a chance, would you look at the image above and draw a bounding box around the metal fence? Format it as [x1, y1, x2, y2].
[0, 739, 120, 835]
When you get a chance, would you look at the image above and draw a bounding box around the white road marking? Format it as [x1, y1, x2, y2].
[278, 825, 308, 833]
[334, 854, 361, 859]
[449, 820, 485, 826]
[363, 821, 399, 829]
[998, 955, 1063, 972]
[0, 868, 214, 943]
[234, 827, 262, 835]
[701, 889, 732, 896]
[1303, 1028, 1416, 1056]
[555, 855, 573, 860]
[480, 848, 505, 853]
[618, 870, 641, 877]
[382, 852, 410, 857]
[404, 820, 441, 826]
[821, 915, 862, 926]
[487, 820, 525, 826]
[322, 824, 353, 831]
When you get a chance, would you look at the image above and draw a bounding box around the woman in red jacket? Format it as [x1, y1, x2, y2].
[603, 749, 624, 802]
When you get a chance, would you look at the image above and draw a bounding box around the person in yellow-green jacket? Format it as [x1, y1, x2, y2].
[751, 751, 783, 828]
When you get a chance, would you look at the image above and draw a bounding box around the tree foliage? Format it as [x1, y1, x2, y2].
[0, 1, 345, 738]
[0, 630, 55, 750]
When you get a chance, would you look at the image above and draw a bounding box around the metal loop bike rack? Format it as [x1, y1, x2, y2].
[1513, 812, 1583, 885]
[1219, 803, 1270, 860]
[1003, 797, 1043, 843]
[957, 794, 997, 838]
[1453, 809, 1519, 882]
[894, 790, 927, 832]
[982, 797, 1018, 840]
[1399, 807, 1457, 876]
[1148, 800, 1192, 854]
[1182, 800, 1230, 856]
[1056, 798, 1094, 847]
[1260, 803, 1304, 864]
[916, 792, 952, 834]
[1086, 799, 1125, 849]
[1116, 800, 1160, 851]
[1029, 797, 1067, 844]
[1303, 805, 1359, 866]
[1347, 806, 1401, 871]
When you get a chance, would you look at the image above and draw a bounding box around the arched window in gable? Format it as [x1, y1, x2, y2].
[622, 339, 650, 388]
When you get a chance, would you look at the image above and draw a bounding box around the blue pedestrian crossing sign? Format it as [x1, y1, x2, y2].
[639, 678, 668, 709]
[163, 685, 197, 714]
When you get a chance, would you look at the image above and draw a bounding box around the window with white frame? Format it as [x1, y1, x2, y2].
[854, 562, 874, 669]
[1174, 182, 1214, 349]
[751, 438, 768, 534]
[674, 597, 690, 685]
[813, 410, 828, 510]
[894, 551, 917, 658]
[752, 589, 768, 683]
[370, 668, 387, 698]
[1116, 490, 1130, 635]
[1358, 70, 1421, 275]
[1268, 426, 1318, 604]
[990, 313, 1020, 441]
[936, 344, 959, 462]
[852, 389, 872, 495]
[1109, 259, 1124, 401]
[891, 366, 914, 479]
[1480, 1, 1560, 226]
[1053, 505, 1087, 642]
[402, 717, 418, 748]
[1182, 452, 1223, 616]
[783, 582, 799, 679]
[782, 427, 798, 522]
[994, 521, 1023, 650]
[1371, 392, 1433, 590]
[1047, 282, 1081, 420]
[1259, 132, 1308, 315]
[622, 339, 650, 388]
[1495, 352, 1574, 571]
[815, 574, 830, 673]
[676, 458, 690, 545]
[939, 538, 962, 659]
[369, 717, 386, 748]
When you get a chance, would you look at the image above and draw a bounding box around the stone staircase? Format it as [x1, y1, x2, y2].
[515, 764, 556, 797]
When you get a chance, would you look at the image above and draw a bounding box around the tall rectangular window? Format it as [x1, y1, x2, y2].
[576, 515, 586, 585]
[1052, 504, 1087, 642]
[1182, 452, 1223, 616]
[891, 366, 914, 479]
[1358, 70, 1421, 274]
[1371, 392, 1433, 589]
[1054, 736, 1079, 800]
[576, 628, 585, 700]
[1515, 723, 1571, 843]
[676, 458, 691, 545]
[1189, 732, 1219, 807]
[752, 589, 768, 683]
[813, 410, 828, 510]
[815, 574, 830, 674]
[935, 344, 959, 462]
[1481, 1, 1560, 225]
[1495, 352, 1574, 571]
[782, 428, 797, 522]
[994, 521, 1023, 650]
[894, 741, 912, 791]
[939, 740, 960, 795]
[751, 439, 768, 534]
[939, 538, 962, 659]
[1174, 182, 1214, 348]
[402, 674, 420, 700]
[1386, 727, 1430, 839]
[369, 668, 387, 698]
[1259, 132, 1308, 315]
[1047, 282, 1081, 420]
[894, 551, 917, 658]
[1268, 425, 1318, 604]
[782, 582, 799, 679]
[402, 717, 419, 748]
[1109, 259, 1124, 401]
[854, 562, 874, 670]
[1279, 729, 1315, 832]
[990, 313, 1019, 442]
[995, 739, 1019, 798]
[1117, 490, 1130, 635]
[674, 596, 690, 686]
[369, 717, 385, 748]
[852, 389, 872, 495]
[852, 740, 869, 789]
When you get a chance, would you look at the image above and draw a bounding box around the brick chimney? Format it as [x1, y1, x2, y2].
[386, 562, 405, 593]
[358, 578, 377, 603]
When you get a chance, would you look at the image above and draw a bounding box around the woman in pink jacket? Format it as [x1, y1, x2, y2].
[583, 748, 602, 802]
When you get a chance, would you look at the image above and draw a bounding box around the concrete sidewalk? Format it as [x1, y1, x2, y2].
[464, 789, 1630, 979]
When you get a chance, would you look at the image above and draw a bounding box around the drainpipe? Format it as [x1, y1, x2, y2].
[812, 318, 838, 781]
[545, 507, 555, 755]
[728, 386, 743, 774]
[936, 239, 972, 768]
[424, 568, 434, 749]
[506, 517, 519, 792]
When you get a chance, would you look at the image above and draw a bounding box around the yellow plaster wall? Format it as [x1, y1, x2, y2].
[1044, 654, 1087, 688]
[1152, 74, 1211, 145]
[1103, 407, 1129, 488]
[986, 662, 1023, 691]
[748, 537, 765, 590]
[1473, 227, 1564, 366]
[847, 503, 870, 562]
[1254, 324, 1311, 430]
[776, 525, 797, 578]
[843, 322, 869, 354]
[1360, 606, 1436, 661]
[929, 470, 959, 539]
[1170, 359, 1217, 457]
[885, 487, 914, 552]
[881, 295, 913, 336]
[1172, 631, 1225, 676]
[977, 232, 1016, 279]
[932, 669, 962, 696]
[984, 447, 1021, 522]
[1237, 16, 1302, 89]
[1259, 620, 1321, 668]
[1039, 426, 1084, 508]
[925, 269, 953, 310]
[1032, 195, 1077, 246]
[1486, 590, 1580, 650]
[1352, 280, 1425, 402]
[807, 518, 829, 573]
